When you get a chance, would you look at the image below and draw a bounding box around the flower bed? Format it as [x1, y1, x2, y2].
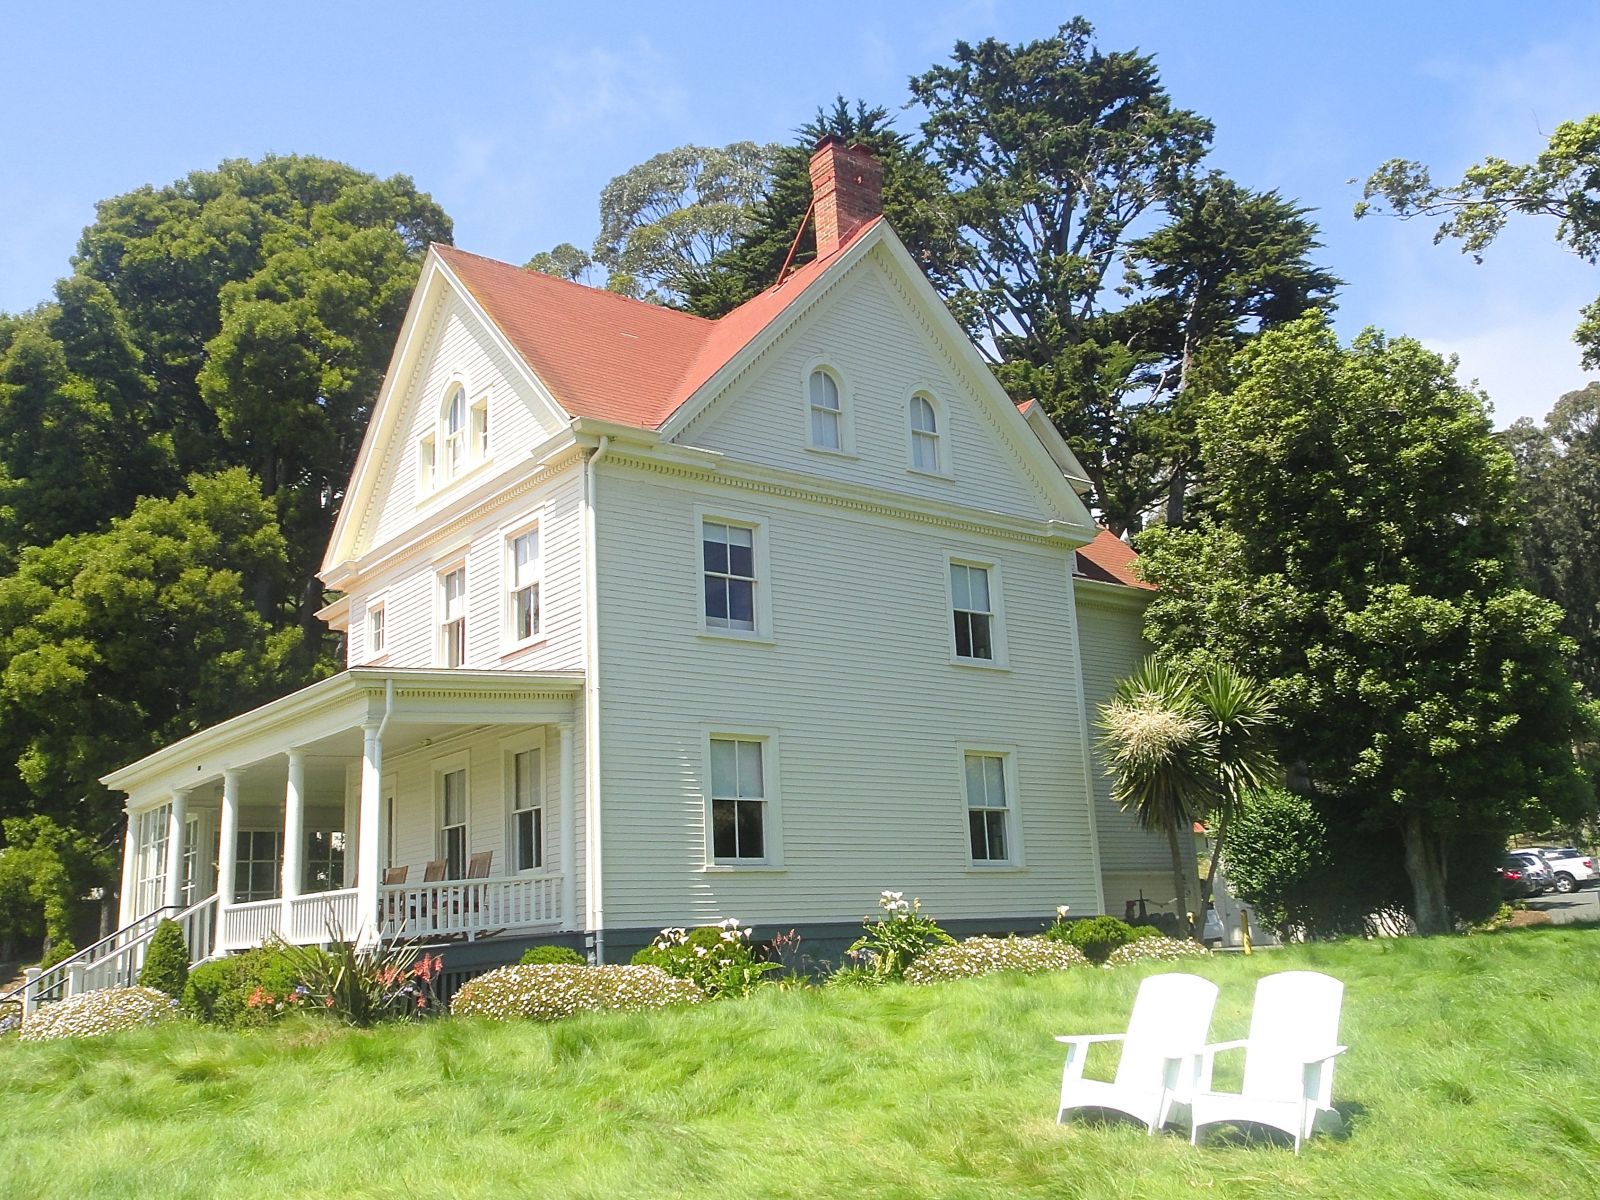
[19, 987, 176, 1042]
[1104, 936, 1211, 966]
[903, 936, 1089, 984]
[452, 963, 702, 1022]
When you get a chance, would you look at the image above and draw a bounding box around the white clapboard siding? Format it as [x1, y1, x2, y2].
[345, 469, 585, 673]
[1073, 583, 1193, 898]
[365, 291, 567, 555]
[678, 253, 1062, 524]
[592, 462, 1100, 930]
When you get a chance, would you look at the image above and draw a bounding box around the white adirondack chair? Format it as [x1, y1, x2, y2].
[1056, 972, 1220, 1134]
[1189, 970, 1348, 1152]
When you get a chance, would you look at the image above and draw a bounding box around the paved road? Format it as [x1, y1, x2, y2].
[1526, 887, 1600, 925]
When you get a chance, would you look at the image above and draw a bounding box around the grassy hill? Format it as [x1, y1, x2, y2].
[4, 930, 1600, 1198]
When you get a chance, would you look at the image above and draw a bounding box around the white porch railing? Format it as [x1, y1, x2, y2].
[219, 898, 284, 951]
[286, 890, 362, 944]
[382, 874, 562, 940]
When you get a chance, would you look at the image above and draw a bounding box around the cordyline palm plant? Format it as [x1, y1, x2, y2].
[1097, 657, 1278, 937]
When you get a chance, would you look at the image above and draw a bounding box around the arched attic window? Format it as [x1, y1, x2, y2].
[808, 368, 843, 451]
[910, 392, 942, 472]
[442, 384, 467, 479]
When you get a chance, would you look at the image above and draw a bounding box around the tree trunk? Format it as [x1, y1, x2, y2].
[1202, 817, 1227, 911]
[1400, 813, 1451, 935]
[1166, 823, 1194, 938]
[1166, 461, 1189, 527]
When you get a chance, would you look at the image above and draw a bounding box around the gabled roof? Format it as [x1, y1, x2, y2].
[433, 217, 881, 432]
[1076, 529, 1155, 591]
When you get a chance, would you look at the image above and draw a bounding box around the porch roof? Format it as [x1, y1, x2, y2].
[101, 668, 584, 806]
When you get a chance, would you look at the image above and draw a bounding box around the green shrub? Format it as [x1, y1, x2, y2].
[138, 919, 189, 999]
[904, 936, 1089, 984]
[1104, 936, 1210, 966]
[1127, 925, 1164, 941]
[1048, 915, 1135, 963]
[846, 891, 955, 980]
[520, 944, 587, 966]
[632, 920, 777, 998]
[39, 936, 76, 970]
[180, 943, 331, 1027]
[21, 986, 175, 1041]
[452, 964, 701, 1021]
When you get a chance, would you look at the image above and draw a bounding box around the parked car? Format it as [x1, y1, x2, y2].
[1498, 857, 1539, 900]
[1531, 846, 1597, 894]
[1505, 850, 1556, 895]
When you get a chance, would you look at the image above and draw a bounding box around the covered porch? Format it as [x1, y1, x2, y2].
[104, 668, 586, 957]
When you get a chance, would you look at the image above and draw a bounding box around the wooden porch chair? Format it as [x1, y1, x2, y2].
[382, 866, 409, 885]
[466, 851, 494, 879]
[381, 865, 410, 933]
[422, 859, 446, 882]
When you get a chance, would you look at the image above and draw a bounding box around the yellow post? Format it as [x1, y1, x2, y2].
[1239, 909, 1254, 956]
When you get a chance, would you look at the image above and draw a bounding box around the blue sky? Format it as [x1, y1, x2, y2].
[2, 1, 1596, 425]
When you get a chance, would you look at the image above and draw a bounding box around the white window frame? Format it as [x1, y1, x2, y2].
[470, 394, 490, 460]
[702, 728, 783, 869]
[366, 598, 387, 662]
[502, 518, 545, 654]
[694, 505, 773, 643]
[502, 731, 548, 875]
[235, 828, 285, 903]
[441, 383, 467, 481]
[801, 357, 855, 456]
[945, 553, 1009, 669]
[303, 827, 347, 894]
[132, 803, 171, 917]
[417, 434, 436, 494]
[434, 751, 471, 880]
[957, 744, 1023, 868]
[906, 386, 951, 477]
[436, 561, 468, 668]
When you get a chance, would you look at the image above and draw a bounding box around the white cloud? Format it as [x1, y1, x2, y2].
[1420, 310, 1596, 429]
[529, 38, 688, 135]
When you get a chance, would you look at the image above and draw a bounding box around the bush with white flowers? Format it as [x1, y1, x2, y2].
[631, 918, 779, 998]
[903, 935, 1089, 984]
[19, 987, 177, 1042]
[451, 964, 702, 1022]
[846, 891, 956, 981]
[1104, 936, 1211, 966]
[0, 999, 20, 1039]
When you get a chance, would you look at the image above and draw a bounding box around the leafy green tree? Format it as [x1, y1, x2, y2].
[683, 98, 963, 318]
[1190, 663, 1279, 909]
[1137, 316, 1598, 933]
[0, 815, 113, 963]
[1507, 383, 1600, 697]
[1358, 114, 1600, 367]
[525, 243, 598, 285]
[72, 156, 451, 657]
[586, 143, 779, 305]
[0, 469, 299, 834]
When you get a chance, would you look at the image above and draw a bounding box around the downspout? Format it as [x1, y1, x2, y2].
[582, 436, 611, 961]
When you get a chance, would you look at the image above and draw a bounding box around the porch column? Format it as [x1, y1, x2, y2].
[356, 722, 383, 945]
[282, 749, 306, 907]
[117, 811, 138, 927]
[163, 789, 189, 910]
[558, 722, 576, 930]
[214, 769, 241, 956]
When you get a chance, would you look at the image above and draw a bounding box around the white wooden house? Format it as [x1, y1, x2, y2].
[84, 138, 1174, 985]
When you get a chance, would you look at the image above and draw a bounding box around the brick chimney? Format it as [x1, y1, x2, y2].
[809, 135, 884, 257]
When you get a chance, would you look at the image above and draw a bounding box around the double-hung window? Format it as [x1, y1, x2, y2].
[133, 805, 171, 916]
[439, 769, 468, 878]
[367, 603, 386, 659]
[443, 385, 466, 479]
[709, 737, 766, 862]
[304, 829, 346, 893]
[439, 567, 466, 667]
[235, 830, 284, 903]
[471, 397, 489, 458]
[911, 393, 941, 472]
[512, 748, 543, 872]
[703, 521, 756, 632]
[509, 528, 541, 644]
[965, 752, 1012, 864]
[808, 369, 843, 451]
[950, 562, 995, 661]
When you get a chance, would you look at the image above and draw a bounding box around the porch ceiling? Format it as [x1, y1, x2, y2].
[104, 668, 583, 809]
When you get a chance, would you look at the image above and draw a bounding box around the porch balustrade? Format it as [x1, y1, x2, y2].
[381, 874, 561, 940]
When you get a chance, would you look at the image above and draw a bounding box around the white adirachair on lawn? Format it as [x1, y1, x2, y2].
[1055, 971, 1220, 1134]
[1188, 970, 1347, 1153]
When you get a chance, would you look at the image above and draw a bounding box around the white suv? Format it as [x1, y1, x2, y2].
[1534, 847, 1597, 894]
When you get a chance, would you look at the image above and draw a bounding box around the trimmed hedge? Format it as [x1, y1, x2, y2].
[453, 964, 702, 1022]
[138, 919, 189, 999]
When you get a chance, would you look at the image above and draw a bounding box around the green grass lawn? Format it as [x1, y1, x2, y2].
[4, 930, 1600, 1198]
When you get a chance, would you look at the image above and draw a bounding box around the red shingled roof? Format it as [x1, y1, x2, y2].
[433, 217, 882, 431]
[1076, 529, 1154, 590]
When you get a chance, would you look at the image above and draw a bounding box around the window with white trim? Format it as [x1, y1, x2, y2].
[702, 520, 756, 632]
[304, 829, 346, 893]
[179, 814, 201, 906]
[418, 435, 436, 492]
[367, 603, 386, 659]
[439, 566, 466, 667]
[808, 368, 843, 451]
[132, 805, 171, 916]
[965, 752, 1012, 863]
[709, 737, 766, 862]
[471, 396, 489, 458]
[235, 829, 283, 903]
[950, 562, 995, 661]
[508, 527, 542, 645]
[439, 769, 468, 879]
[512, 748, 543, 871]
[443, 384, 466, 480]
[911, 393, 942, 472]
